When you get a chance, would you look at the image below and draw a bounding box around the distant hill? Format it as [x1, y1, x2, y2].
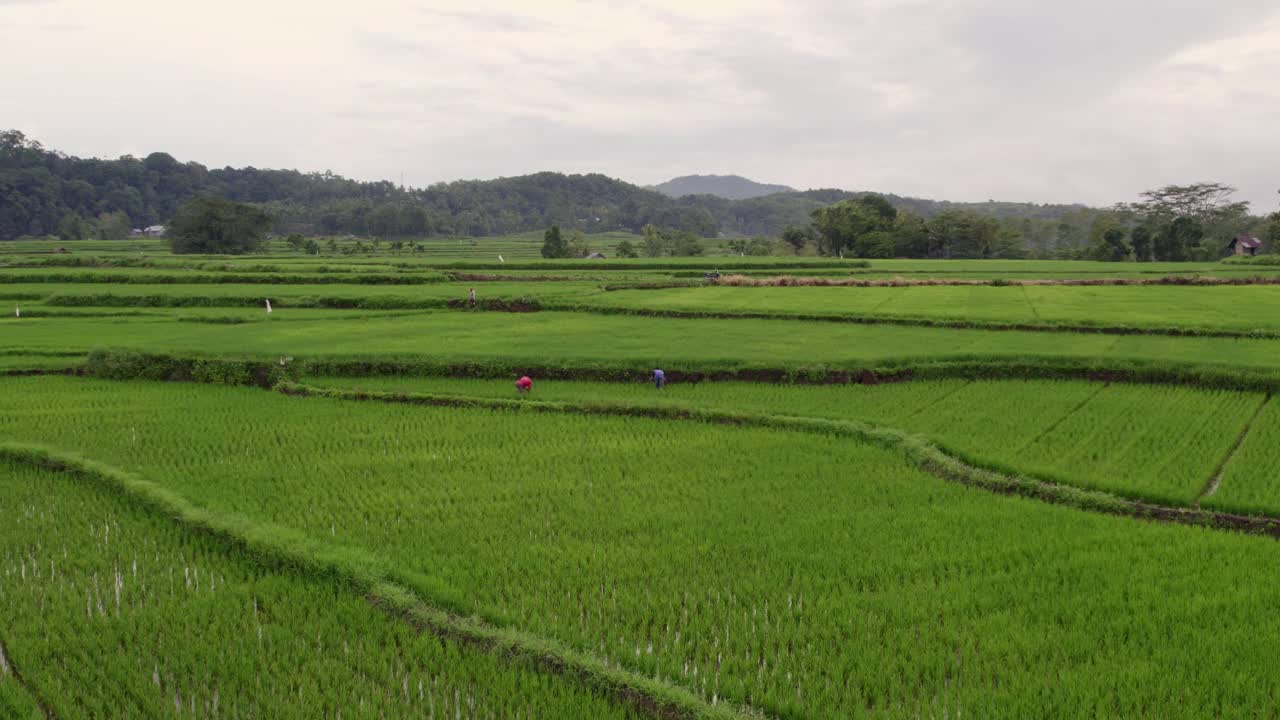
[651, 174, 796, 200]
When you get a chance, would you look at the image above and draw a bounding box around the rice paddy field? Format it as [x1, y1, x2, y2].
[6, 237, 1280, 718]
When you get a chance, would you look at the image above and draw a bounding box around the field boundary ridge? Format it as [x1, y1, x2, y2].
[0, 442, 768, 720]
[539, 299, 1280, 341]
[277, 381, 1280, 541]
[48, 350, 1280, 395]
[23, 284, 1280, 340]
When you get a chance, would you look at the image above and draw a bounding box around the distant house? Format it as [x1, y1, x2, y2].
[130, 228, 145, 237]
[143, 225, 166, 238]
[1228, 234, 1263, 257]
[585, 252, 606, 260]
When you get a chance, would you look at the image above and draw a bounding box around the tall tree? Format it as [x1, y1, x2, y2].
[1129, 182, 1251, 260]
[95, 211, 132, 240]
[891, 211, 929, 257]
[641, 224, 667, 257]
[1153, 217, 1203, 261]
[540, 224, 568, 258]
[1134, 183, 1249, 221]
[780, 224, 812, 253]
[811, 195, 896, 256]
[1102, 227, 1130, 261]
[167, 197, 272, 254]
[853, 231, 895, 258]
[1264, 212, 1280, 253]
[614, 239, 638, 258]
[566, 230, 592, 258]
[926, 210, 1004, 259]
[1130, 225, 1153, 262]
[664, 229, 704, 256]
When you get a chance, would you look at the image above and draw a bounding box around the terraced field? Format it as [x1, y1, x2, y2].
[6, 240, 1280, 718]
[591, 283, 1280, 335]
[12, 312, 1280, 378]
[0, 458, 641, 719]
[309, 375, 1273, 510]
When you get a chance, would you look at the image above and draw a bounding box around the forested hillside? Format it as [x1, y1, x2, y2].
[6, 130, 1259, 260]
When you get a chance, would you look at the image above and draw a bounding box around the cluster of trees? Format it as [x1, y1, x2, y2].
[540, 223, 705, 259]
[634, 224, 703, 257]
[780, 185, 1279, 261]
[538, 226, 607, 259]
[778, 194, 1028, 259]
[168, 197, 273, 254]
[1, 130, 1122, 247]
[1084, 183, 1276, 262]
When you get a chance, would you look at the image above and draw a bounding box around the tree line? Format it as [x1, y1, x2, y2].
[0, 130, 717, 241]
[780, 184, 1279, 260]
[3, 130, 1275, 259]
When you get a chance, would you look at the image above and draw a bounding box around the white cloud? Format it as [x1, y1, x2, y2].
[2, 0, 1277, 209]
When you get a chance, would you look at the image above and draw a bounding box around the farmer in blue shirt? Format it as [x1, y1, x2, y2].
[653, 368, 666, 390]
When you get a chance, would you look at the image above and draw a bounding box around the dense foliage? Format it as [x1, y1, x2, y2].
[3, 130, 1135, 249]
[167, 197, 273, 254]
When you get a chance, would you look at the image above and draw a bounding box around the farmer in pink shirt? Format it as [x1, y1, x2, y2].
[515, 376, 533, 396]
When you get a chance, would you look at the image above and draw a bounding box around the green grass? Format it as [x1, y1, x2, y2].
[0, 456, 642, 719]
[5, 377, 1280, 717]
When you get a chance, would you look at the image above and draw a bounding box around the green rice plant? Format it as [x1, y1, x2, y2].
[13, 311, 1280, 381]
[0, 270, 450, 284]
[1207, 398, 1280, 516]
[0, 457, 645, 719]
[312, 376, 1263, 510]
[0, 674, 44, 720]
[6, 377, 1280, 717]
[1007, 384, 1262, 505]
[586, 284, 1280, 337]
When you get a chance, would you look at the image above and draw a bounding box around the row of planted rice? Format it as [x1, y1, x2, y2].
[0, 458, 641, 719]
[3, 376, 1280, 717]
[312, 376, 1263, 509]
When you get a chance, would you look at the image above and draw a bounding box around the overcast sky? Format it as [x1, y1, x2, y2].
[3, 0, 1278, 208]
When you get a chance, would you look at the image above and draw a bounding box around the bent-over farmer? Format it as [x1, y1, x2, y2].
[516, 375, 533, 396]
[653, 368, 666, 390]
